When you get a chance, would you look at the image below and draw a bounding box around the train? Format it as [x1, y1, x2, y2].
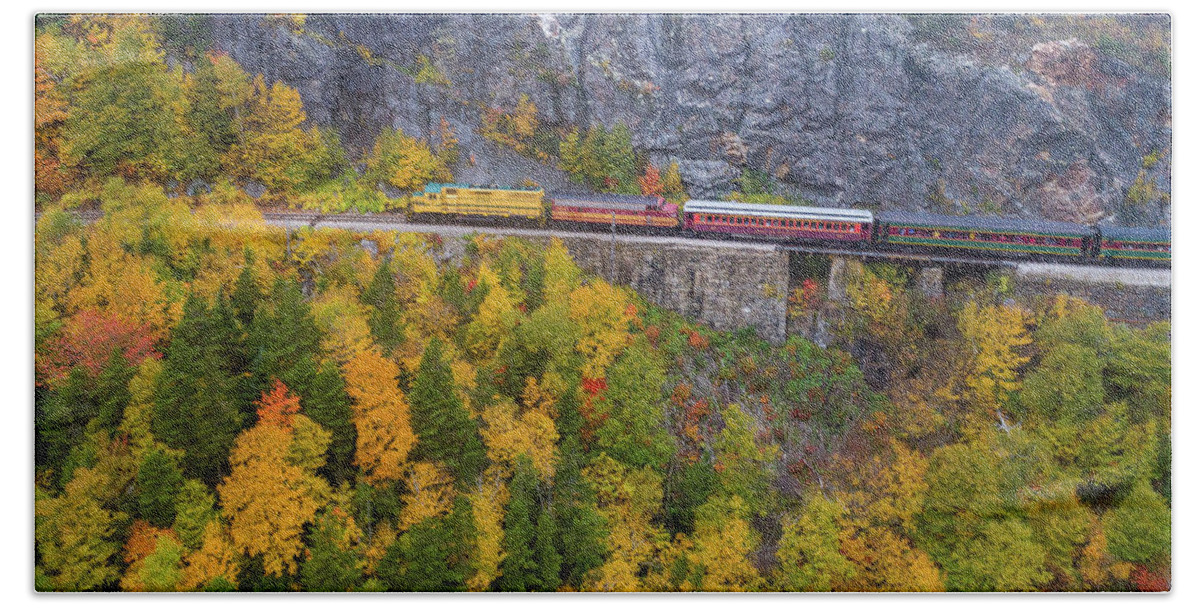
[410, 183, 1171, 265]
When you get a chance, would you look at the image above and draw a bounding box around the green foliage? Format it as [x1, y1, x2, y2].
[943, 519, 1051, 591]
[300, 510, 363, 591]
[552, 459, 609, 589]
[360, 260, 404, 351]
[592, 337, 674, 470]
[35, 469, 124, 591]
[1019, 343, 1104, 422]
[153, 294, 244, 484]
[134, 446, 183, 528]
[62, 61, 184, 182]
[663, 458, 717, 536]
[1103, 479, 1170, 565]
[777, 494, 856, 591]
[294, 171, 390, 214]
[173, 479, 216, 551]
[713, 403, 778, 514]
[138, 535, 186, 592]
[558, 123, 639, 193]
[409, 338, 486, 485]
[534, 508, 563, 591]
[378, 496, 475, 591]
[498, 456, 540, 591]
[364, 128, 447, 194]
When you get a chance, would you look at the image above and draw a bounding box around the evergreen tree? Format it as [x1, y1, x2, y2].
[299, 510, 363, 592]
[246, 278, 355, 484]
[304, 360, 356, 486]
[408, 338, 486, 484]
[534, 508, 563, 591]
[230, 249, 262, 328]
[134, 446, 184, 528]
[247, 279, 321, 394]
[361, 259, 404, 352]
[153, 294, 244, 483]
[497, 456, 539, 591]
[378, 497, 475, 591]
[94, 349, 134, 431]
[172, 479, 216, 551]
[1104, 478, 1171, 565]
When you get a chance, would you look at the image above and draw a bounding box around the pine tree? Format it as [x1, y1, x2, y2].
[534, 508, 563, 590]
[408, 338, 486, 484]
[153, 294, 244, 483]
[134, 446, 184, 528]
[497, 456, 539, 591]
[173, 479, 216, 551]
[230, 249, 262, 328]
[378, 496, 475, 591]
[361, 259, 404, 352]
[299, 509, 364, 591]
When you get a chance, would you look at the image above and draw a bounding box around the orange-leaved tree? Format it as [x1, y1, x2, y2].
[343, 349, 416, 485]
[218, 380, 330, 577]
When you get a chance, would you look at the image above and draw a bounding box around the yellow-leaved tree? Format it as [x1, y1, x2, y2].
[218, 380, 331, 577]
[398, 462, 455, 530]
[466, 471, 508, 591]
[180, 519, 240, 591]
[542, 238, 582, 305]
[956, 300, 1032, 431]
[224, 75, 323, 196]
[343, 349, 416, 485]
[364, 127, 445, 193]
[581, 453, 664, 592]
[464, 262, 522, 360]
[569, 282, 634, 379]
[682, 495, 763, 591]
[480, 395, 559, 480]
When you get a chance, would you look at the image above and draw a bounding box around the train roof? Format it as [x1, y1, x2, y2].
[1097, 225, 1171, 242]
[876, 210, 1093, 237]
[550, 193, 668, 210]
[422, 183, 543, 194]
[683, 200, 874, 222]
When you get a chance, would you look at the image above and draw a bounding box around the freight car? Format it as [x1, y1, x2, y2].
[550, 193, 679, 229]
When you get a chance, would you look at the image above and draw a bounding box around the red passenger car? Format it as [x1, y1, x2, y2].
[682, 200, 873, 243]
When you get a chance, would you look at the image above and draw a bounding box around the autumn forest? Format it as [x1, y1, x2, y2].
[33, 15, 1170, 592]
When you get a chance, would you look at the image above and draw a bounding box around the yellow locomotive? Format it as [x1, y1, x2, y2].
[412, 183, 544, 220]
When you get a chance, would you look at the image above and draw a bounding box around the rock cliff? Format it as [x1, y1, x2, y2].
[200, 13, 1170, 226]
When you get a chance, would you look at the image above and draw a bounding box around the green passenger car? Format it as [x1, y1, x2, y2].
[876, 211, 1092, 258]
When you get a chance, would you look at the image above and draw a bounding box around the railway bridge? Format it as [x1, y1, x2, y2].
[41, 209, 1169, 344]
[266, 212, 1172, 343]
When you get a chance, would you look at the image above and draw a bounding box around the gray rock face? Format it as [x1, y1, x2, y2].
[204, 13, 1170, 226]
[560, 238, 791, 344]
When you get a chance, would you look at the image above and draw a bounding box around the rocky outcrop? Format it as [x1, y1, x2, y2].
[200, 13, 1170, 226]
